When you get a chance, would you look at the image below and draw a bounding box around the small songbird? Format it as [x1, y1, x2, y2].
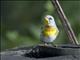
[40, 15, 59, 46]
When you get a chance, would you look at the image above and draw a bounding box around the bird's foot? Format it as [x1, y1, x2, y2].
[52, 44, 57, 47]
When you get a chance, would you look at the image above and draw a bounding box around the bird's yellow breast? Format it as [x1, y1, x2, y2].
[42, 26, 58, 37]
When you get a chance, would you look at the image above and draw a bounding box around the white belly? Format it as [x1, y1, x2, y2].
[40, 35, 57, 43]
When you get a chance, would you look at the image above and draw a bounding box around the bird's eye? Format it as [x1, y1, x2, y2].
[49, 18, 52, 20]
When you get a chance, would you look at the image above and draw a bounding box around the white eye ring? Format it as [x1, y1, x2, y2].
[49, 18, 52, 20]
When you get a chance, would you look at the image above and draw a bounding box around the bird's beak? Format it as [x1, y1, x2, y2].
[44, 18, 49, 25]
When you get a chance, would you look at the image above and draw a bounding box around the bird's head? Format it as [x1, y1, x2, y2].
[43, 15, 56, 26]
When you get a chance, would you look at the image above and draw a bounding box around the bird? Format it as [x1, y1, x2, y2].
[40, 15, 59, 46]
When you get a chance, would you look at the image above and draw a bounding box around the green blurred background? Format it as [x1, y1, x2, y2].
[1, 1, 80, 51]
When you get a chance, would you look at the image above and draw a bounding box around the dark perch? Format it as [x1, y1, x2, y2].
[0, 44, 80, 60]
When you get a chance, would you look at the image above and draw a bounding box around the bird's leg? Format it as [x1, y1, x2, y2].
[38, 42, 48, 46]
[44, 43, 48, 46]
[51, 42, 57, 47]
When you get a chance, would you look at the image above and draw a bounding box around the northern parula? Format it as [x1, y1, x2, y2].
[40, 15, 59, 46]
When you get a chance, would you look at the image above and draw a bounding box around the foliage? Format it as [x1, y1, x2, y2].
[1, 1, 80, 51]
